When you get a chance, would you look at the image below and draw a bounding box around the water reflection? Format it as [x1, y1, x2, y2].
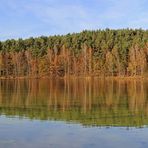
[0, 78, 148, 127]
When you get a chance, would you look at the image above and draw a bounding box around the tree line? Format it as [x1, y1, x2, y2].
[0, 29, 148, 78]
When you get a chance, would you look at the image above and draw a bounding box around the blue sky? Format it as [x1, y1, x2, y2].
[0, 0, 148, 40]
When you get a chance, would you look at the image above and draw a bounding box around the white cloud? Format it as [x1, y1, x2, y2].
[0, 0, 148, 40]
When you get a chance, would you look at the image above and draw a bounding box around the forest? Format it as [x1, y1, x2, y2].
[0, 29, 148, 78]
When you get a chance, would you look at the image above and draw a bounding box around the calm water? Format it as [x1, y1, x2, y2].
[0, 78, 148, 148]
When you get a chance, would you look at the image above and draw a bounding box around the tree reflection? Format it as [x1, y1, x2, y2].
[0, 78, 148, 127]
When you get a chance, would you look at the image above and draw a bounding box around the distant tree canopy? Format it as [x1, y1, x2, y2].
[0, 29, 148, 78]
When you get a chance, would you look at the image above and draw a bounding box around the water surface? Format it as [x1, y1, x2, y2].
[0, 79, 148, 148]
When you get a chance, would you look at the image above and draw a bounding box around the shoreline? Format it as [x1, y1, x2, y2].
[0, 75, 146, 80]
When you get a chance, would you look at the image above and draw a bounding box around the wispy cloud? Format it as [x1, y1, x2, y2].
[0, 0, 148, 40]
[25, 1, 102, 33]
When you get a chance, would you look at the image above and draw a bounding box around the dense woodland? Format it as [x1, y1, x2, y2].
[1, 29, 148, 78]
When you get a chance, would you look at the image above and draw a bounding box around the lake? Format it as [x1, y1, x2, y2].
[0, 78, 148, 148]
